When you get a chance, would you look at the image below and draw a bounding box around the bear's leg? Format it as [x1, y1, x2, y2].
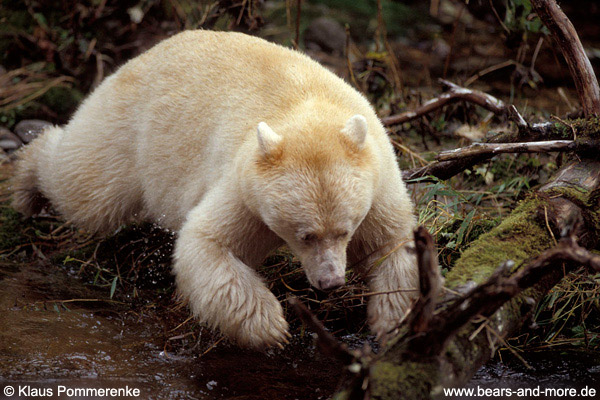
[173, 193, 288, 349]
[349, 185, 420, 341]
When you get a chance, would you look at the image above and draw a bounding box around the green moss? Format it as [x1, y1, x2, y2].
[369, 361, 437, 400]
[572, 117, 600, 139]
[445, 195, 554, 288]
[547, 186, 592, 206]
[550, 117, 600, 140]
[468, 218, 501, 242]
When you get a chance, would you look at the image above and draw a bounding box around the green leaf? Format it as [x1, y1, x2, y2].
[63, 256, 76, 265]
[110, 276, 118, 299]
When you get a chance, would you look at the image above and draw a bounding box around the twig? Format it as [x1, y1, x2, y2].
[168, 331, 195, 341]
[320, 287, 418, 304]
[550, 115, 576, 140]
[28, 298, 126, 306]
[382, 71, 595, 182]
[530, 37, 544, 77]
[199, 336, 226, 357]
[488, 0, 510, 34]
[401, 119, 591, 182]
[464, 59, 515, 87]
[391, 140, 428, 167]
[531, 0, 600, 116]
[436, 140, 580, 161]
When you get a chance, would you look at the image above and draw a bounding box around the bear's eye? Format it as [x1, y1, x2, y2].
[336, 231, 349, 239]
[301, 233, 318, 242]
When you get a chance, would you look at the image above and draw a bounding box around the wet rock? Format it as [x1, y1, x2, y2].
[0, 127, 23, 151]
[303, 17, 346, 56]
[14, 119, 52, 143]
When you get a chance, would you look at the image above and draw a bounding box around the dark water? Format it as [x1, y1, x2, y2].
[1, 260, 599, 400]
[0, 261, 342, 399]
[457, 352, 600, 399]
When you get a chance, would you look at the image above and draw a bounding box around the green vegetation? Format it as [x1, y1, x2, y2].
[504, 0, 548, 35]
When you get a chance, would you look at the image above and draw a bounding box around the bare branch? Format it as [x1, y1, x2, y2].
[436, 140, 579, 161]
[531, 0, 600, 116]
[382, 79, 528, 127]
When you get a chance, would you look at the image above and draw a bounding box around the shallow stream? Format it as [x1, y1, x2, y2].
[1, 260, 599, 400]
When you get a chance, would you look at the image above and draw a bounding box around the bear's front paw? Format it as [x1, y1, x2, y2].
[234, 291, 290, 349]
[368, 293, 411, 344]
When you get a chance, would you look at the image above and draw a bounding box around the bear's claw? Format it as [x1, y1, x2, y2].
[232, 291, 290, 349]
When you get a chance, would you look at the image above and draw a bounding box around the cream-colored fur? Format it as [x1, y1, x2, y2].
[12, 30, 418, 348]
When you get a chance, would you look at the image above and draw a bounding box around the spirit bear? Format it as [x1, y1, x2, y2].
[12, 30, 418, 348]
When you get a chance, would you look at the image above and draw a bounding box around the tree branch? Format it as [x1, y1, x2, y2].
[531, 0, 600, 116]
[428, 236, 600, 348]
[436, 140, 584, 161]
[385, 79, 562, 182]
[381, 79, 528, 127]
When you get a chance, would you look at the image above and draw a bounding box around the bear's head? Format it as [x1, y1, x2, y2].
[244, 114, 379, 291]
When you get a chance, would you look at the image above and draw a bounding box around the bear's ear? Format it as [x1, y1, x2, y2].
[257, 122, 283, 158]
[342, 114, 367, 149]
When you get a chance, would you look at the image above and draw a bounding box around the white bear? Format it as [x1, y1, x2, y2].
[12, 30, 418, 349]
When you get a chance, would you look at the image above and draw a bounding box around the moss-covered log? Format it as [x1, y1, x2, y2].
[334, 159, 600, 400]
